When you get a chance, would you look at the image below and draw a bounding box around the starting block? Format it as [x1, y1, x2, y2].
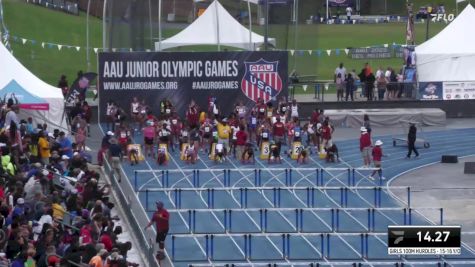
[260, 141, 270, 160]
[291, 141, 303, 160]
[158, 143, 170, 161]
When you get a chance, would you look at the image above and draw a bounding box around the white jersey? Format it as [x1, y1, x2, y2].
[131, 102, 139, 113]
[291, 105, 299, 118]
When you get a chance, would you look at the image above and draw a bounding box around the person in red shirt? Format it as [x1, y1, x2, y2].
[359, 127, 372, 168]
[369, 140, 385, 180]
[320, 120, 333, 149]
[145, 201, 170, 260]
[273, 117, 285, 144]
[235, 125, 248, 161]
[186, 101, 199, 128]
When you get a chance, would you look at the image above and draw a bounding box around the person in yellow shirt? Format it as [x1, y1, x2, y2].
[38, 131, 51, 165]
[216, 118, 231, 158]
[52, 198, 65, 221]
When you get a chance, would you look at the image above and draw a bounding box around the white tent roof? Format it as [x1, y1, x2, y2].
[415, 4, 475, 82]
[0, 42, 67, 130]
[156, 0, 275, 51]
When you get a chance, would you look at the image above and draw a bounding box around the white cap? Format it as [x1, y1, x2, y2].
[360, 126, 367, 132]
[107, 131, 114, 136]
[62, 155, 70, 160]
[17, 198, 25, 204]
[48, 132, 55, 138]
[375, 140, 383, 146]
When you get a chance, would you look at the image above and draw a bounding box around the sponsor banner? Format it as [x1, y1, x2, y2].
[328, 0, 354, 7]
[443, 81, 475, 100]
[350, 47, 392, 59]
[98, 51, 288, 121]
[419, 82, 443, 100]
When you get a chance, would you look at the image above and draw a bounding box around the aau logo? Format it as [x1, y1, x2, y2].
[241, 59, 283, 103]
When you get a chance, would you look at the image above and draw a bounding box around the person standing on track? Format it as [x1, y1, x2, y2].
[145, 201, 170, 260]
[369, 140, 385, 180]
[406, 123, 419, 158]
[359, 127, 372, 168]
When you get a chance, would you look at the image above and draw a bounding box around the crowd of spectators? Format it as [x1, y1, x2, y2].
[0, 98, 138, 266]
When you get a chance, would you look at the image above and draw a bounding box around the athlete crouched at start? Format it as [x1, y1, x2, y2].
[215, 143, 226, 163]
[297, 145, 309, 164]
[268, 141, 282, 164]
[241, 143, 255, 164]
[157, 147, 168, 166]
[184, 143, 197, 164]
[326, 144, 340, 163]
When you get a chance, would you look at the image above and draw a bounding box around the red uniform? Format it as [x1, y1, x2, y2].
[372, 146, 382, 161]
[236, 131, 248, 146]
[273, 122, 285, 137]
[152, 209, 170, 231]
[321, 125, 332, 140]
[359, 133, 371, 151]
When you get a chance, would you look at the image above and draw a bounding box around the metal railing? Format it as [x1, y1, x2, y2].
[26, 0, 79, 15]
[103, 155, 163, 267]
[291, 81, 418, 102]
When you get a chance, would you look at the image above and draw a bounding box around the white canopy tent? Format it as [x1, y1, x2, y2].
[415, 4, 475, 82]
[156, 0, 275, 51]
[0, 42, 67, 131]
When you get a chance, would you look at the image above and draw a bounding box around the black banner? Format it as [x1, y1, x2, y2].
[67, 72, 97, 104]
[98, 51, 288, 121]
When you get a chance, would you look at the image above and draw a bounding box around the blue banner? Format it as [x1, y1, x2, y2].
[419, 82, 443, 100]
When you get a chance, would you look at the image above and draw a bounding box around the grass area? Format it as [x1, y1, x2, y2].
[3, 0, 103, 85]
[2, 0, 457, 87]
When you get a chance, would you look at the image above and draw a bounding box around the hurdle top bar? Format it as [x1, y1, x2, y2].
[138, 186, 409, 192]
[164, 207, 444, 212]
[134, 167, 381, 173]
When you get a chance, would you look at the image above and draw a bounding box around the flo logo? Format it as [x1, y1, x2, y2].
[431, 13, 455, 23]
[241, 59, 283, 103]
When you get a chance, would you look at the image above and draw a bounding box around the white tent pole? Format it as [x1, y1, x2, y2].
[215, 0, 221, 51]
[158, 0, 162, 51]
[247, 0, 252, 50]
[326, 0, 329, 23]
[102, 0, 107, 50]
[456, 2, 458, 16]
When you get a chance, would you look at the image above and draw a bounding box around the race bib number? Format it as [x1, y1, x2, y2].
[205, 127, 210, 132]
[172, 119, 177, 124]
[251, 118, 257, 125]
[166, 109, 171, 114]
[262, 132, 269, 139]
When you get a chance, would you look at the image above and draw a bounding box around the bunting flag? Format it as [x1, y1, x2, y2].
[302, 85, 308, 92]
[6, 34, 408, 58]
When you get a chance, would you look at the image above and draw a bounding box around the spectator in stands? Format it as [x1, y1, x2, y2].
[345, 73, 355, 101]
[57, 75, 69, 97]
[359, 127, 372, 168]
[145, 201, 170, 260]
[376, 72, 388, 100]
[346, 6, 353, 21]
